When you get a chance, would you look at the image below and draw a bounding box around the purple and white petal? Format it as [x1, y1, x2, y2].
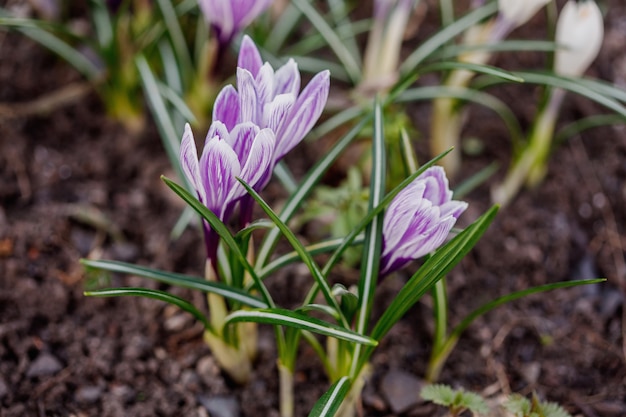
[199, 137, 241, 218]
[254, 63, 275, 108]
[228, 122, 260, 163]
[380, 166, 467, 275]
[275, 70, 330, 159]
[229, 128, 276, 201]
[206, 120, 230, 145]
[179, 124, 207, 204]
[213, 85, 241, 131]
[237, 68, 260, 125]
[263, 94, 295, 133]
[273, 59, 301, 97]
[238, 35, 264, 77]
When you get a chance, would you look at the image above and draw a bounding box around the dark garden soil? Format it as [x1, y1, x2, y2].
[1, 1, 626, 416]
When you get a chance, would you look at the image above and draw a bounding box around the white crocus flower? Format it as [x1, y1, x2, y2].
[555, 0, 604, 77]
[495, 0, 551, 38]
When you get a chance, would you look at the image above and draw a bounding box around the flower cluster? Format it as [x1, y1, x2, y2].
[180, 36, 330, 261]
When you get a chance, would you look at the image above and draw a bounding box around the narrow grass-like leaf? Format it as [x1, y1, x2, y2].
[575, 77, 626, 104]
[81, 259, 268, 308]
[307, 106, 364, 141]
[396, 86, 523, 143]
[137, 55, 186, 183]
[427, 278, 604, 381]
[154, 0, 193, 86]
[255, 113, 372, 268]
[399, 2, 498, 75]
[162, 176, 275, 308]
[555, 114, 626, 144]
[433, 40, 558, 60]
[238, 179, 347, 327]
[226, 309, 377, 346]
[273, 161, 299, 194]
[265, 2, 302, 53]
[418, 62, 525, 83]
[512, 71, 626, 118]
[366, 205, 499, 365]
[285, 19, 371, 57]
[291, 0, 361, 84]
[157, 80, 198, 123]
[0, 15, 101, 80]
[308, 377, 352, 417]
[258, 235, 365, 280]
[90, 0, 114, 48]
[85, 287, 212, 330]
[293, 56, 351, 82]
[453, 162, 499, 199]
[350, 99, 385, 377]
[297, 304, 341, 321]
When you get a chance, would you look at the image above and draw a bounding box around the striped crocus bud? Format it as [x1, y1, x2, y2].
[381, 167, 468, 275]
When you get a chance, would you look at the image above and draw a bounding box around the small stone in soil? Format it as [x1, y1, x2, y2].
[75, 385, 103, 404]
[197, 395, 240, 417]
[26, 352, 63, 377]
[380, 369, 424, 414]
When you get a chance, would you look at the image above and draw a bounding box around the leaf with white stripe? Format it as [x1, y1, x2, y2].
[226, 309, 377, 346]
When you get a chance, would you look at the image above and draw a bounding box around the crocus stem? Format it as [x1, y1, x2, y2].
[491, 88, 564, 206]
[278, 361, 295, 417]
[430, 96, 463, 176]
[431, 278, 448, 355]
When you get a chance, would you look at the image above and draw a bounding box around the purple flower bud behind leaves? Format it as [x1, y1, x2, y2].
[380, 167, 468, 275]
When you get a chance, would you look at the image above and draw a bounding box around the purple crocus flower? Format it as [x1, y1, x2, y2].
[199, 0, 273, 45]
[213, 35, 330, 165]
[179, 122, 275, 262]
[380, 167, 468, 275]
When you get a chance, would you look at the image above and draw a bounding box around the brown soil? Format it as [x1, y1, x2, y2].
[1, 1, 625, 416]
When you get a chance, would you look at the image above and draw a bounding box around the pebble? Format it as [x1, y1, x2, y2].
[75, 385, 103, 404]
[110, 384, 135, 404]
[26, 352, 63, 377]
[380, 369, 424, 414]
[197, 395, 240, 417]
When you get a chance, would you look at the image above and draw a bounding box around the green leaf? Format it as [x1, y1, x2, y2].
[307, 377, 352, 417]
[0, 14, 101, 80]
[555, 114, 626, 144]
[421, 384, 489, 415]
[80, 259, 268, 308]
[226, 309, 377, 346]
[84, 287, 212, 330]
[399, 2, 498, 75]
[161, 176, 275, 308]
[418, 61, 525, 83]
[136, 55, 186, 185]
[433, 40, 559, 61]
[154, 0, 193, 86]
[512, 71, 626, 119]
[350, 99, 386, 377]
[255, 113, 372, 268]
[258, 235, 365, 281]
[237, 179, 347, 327]
[291, 0, 361, 84]
[396, 86, 523, 143]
